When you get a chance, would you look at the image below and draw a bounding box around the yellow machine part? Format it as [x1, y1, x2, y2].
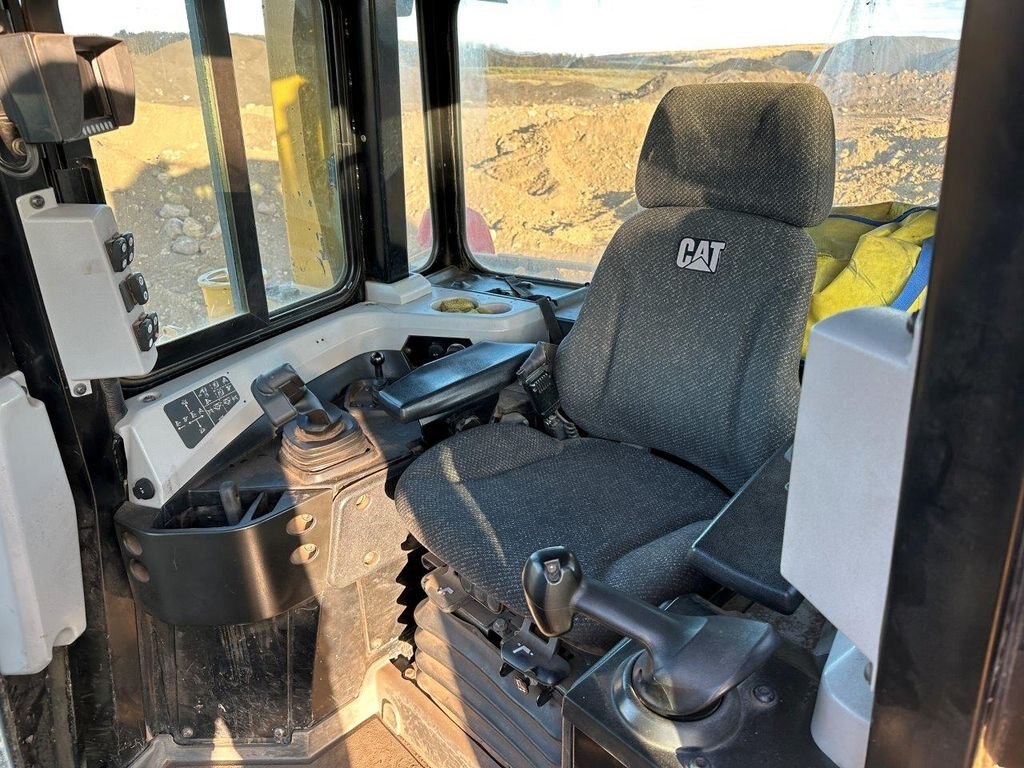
[265, 0, 346, 291]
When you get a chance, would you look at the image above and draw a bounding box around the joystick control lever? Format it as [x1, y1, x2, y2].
[523, 547, 779, 719]
[370, 351, 386, 386]
[252, 363, 340, 434]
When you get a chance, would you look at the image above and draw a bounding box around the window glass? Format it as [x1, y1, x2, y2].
[397, 2, 433, 271]
[58, 0, 346, 341]
[226, 0, 347, 309]
[457, 0, 965, 282]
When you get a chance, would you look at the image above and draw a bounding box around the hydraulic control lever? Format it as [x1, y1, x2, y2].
[252, 363, 369, 475]
[251, 363, 340, 435]
[522, 547, 779, 719]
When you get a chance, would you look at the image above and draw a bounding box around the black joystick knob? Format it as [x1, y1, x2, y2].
[522, 547, 583, 636]
[370, 351, 386, 385]
[523, 546, 779, 719]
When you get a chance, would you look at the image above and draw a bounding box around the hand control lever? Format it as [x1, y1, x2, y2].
[251, 363, 340, 435]
[370, 351, 386, 386]
[522, 547, 779, 719]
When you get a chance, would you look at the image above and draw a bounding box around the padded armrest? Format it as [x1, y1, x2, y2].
[690, 445, 802, 614]
[379, 341, 535, 423]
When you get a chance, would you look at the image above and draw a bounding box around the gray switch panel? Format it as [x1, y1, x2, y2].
[17, 188, 157, 393]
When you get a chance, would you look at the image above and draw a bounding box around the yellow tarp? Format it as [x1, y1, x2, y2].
[803, 202, 937, 355]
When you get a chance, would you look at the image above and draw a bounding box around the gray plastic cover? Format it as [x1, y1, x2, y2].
[782, 306, 921, 668]
[0, 372, 85, 674]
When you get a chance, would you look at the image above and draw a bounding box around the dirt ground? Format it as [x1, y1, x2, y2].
[87, 34, 957, 337]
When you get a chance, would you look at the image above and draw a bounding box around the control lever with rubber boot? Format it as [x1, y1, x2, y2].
[252, 363, 369, 474]
[252, 363, 341, 435]
[522, 546, 779, 719]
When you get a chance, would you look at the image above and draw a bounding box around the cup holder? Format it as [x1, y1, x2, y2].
[432, 297, 511, 315]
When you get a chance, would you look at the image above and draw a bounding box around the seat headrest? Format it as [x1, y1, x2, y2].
[635, 83, 835, 227]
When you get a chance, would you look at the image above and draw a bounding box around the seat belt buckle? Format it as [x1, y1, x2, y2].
[521, 368, 561, 420]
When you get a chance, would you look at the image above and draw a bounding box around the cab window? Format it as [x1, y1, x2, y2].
[456, 0, 965, 281]
[58, 0, 349, 343]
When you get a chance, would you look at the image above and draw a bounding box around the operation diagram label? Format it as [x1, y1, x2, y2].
[164, 376, 240, 449]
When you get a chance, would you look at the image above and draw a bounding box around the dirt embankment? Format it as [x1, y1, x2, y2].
[450, 39, 957, 281]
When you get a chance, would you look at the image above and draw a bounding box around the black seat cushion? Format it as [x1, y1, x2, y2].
[396, 423, 728, 652]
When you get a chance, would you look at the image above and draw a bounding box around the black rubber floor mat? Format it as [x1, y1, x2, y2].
[234, 719, 423, 768]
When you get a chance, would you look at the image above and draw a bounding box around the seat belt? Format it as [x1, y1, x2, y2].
[499, 276, 564, 343]
[516, 342, 578, 439]
[890, 236, 934, 311]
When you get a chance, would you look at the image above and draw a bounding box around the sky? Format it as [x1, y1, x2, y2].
[58, 0, 966, 55]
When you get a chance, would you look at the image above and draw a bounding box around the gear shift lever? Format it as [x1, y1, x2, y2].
[523, 547, 779, 719]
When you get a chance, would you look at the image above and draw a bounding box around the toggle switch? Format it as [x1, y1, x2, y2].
[132, 312, 159, 352]
[104, 231, 135, 272]
[119, 273, 150, 311]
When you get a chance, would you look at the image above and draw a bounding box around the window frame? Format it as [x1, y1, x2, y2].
[90, 0, 367, 391]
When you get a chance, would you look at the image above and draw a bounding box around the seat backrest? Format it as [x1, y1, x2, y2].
[555, 83, 835, 492]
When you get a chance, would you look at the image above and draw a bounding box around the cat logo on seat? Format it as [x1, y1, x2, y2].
[677, 238, 726, 273]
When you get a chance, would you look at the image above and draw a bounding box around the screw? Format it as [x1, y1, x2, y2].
[180, 726, 194, 739]
[29, 194, 45, 209]
[753, 685, 777, 705]
[272, 726, 287, 743]
[402, 665, 417, 681]
[141, 393, 159, 403]
[133, 478, 156, 500]
[692, 758, 710, 768]
[492, 618, 508, 634]
[72, 383, 87, 396]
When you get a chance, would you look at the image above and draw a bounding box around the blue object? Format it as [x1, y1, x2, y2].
[891, 236, 935, 311]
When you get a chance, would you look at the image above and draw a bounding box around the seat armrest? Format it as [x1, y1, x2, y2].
[378, 341, 535, 423]
[690, 445, 802, 614]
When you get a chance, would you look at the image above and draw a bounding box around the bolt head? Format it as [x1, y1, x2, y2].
[180, 726, 194, 739]
[272, 726, 287, 743]
[133, 478, 156, 500]
[72, 383, 88, 396]
[29, 195, 45, 209]
[752, 684, 777, 705]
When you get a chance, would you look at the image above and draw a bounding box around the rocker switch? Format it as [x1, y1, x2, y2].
[104, 232, 135, 273]
[132, 312, 159, 352]
[119, 273, 150, 311]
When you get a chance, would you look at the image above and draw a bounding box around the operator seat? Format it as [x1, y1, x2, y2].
[396, 83, 835, 652]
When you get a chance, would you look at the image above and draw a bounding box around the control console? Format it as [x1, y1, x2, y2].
[522, 547, 837, 767]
